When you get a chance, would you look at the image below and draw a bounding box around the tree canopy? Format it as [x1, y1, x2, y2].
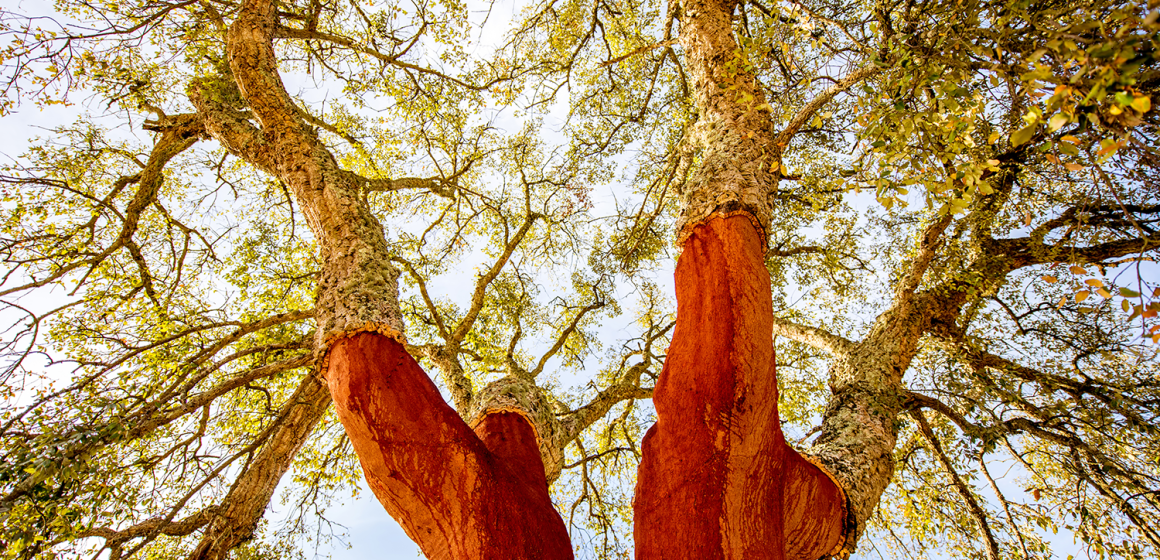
[1, 0, 1159, 558]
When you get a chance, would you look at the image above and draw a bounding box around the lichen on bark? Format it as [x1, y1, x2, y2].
[673, 0, 781, 245]
[468, 376, 566, 484]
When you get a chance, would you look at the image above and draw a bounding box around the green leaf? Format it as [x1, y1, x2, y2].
[1010, 124, 1037, 147]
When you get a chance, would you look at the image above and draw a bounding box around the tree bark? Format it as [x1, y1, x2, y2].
[213, 0, 406, 351]
[188, 372, 332, 560]
[674, 0, 779, 243]
[325, 333, 573, 559]
[192, 1, 577, 556]
[634, 215, 846, 559]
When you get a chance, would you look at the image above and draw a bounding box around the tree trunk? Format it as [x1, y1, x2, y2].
[325, 332, 573, 559]
[674, 0, 779, 241]
[194, 1, 577, 556]
[634, 215, 846, 559]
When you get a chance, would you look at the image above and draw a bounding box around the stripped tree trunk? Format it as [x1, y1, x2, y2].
[631, 0, 853, 555]
[327, 334, 572, 558]
[634, 216, 847, 560]
[195, 0, 866, 556]
[190, 0, 577, 556]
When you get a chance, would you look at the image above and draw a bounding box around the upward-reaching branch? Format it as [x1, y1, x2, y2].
[187, 372, 331, 560]
[529, 296, 606, 378]
[772, 65, 880, 150]
[0, 113, 204, 300]
[450, 213, 540, 343]
[911, 409, 1001, 560]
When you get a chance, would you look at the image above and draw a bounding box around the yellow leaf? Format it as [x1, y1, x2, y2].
[1042, 275, 1058, 283]
[1010, 124, 1037, 146]
[1069, 265, 1087, 274]
[1131, 95, 1151, 113]
[1064, 163, 1085, 171]
[1122, 299, 1131, 312]
[1097, 288, 1112, 298]
[1085, 278, 1104, 288]
[1097, 140, 1119, 156]
[1076, 290, 1090, 302]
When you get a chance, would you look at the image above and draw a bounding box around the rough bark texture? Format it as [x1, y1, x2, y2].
[200, 0, 405, 353]
[803, 307, 924, 546]
[188, 373, 332, 560]
[325, 333, 573, 560]
[190, 2, 585, 556]
[674, 0, 780, 243]
[634, 215, 846, 559]
[468, 376, 566, 484]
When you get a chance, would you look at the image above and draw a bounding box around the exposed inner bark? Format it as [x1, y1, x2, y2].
[468, 376, 566, 484]
[634, 215, 846, 559]
[325, 332, 573, 559]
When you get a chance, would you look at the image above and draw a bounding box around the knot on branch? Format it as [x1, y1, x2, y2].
[141, 112, 206, 140]
[469, 376, 564, 483]
[430, 177, 457, 199]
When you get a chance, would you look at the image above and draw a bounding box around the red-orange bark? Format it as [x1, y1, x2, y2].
[634, 214, 846, 559]
[325, 333, 573, 560]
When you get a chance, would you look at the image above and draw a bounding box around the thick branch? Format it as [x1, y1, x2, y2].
[450, 213, 539, 342]
[772, 65, 880, 149]
[273, 26, 492, 90]
[80, 506, 218, 546]
[0, 354, 311, 508]
[990, 233, 1160, 270]
[895, 213, 953, 302]
[224, 0, 406, 347]
[770, 315, 855, 357]
[529, 297, 605, 378]
[911, 409, 1001, 560]
[0, 113, 204, 299]
[187, 371, 332, 560]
